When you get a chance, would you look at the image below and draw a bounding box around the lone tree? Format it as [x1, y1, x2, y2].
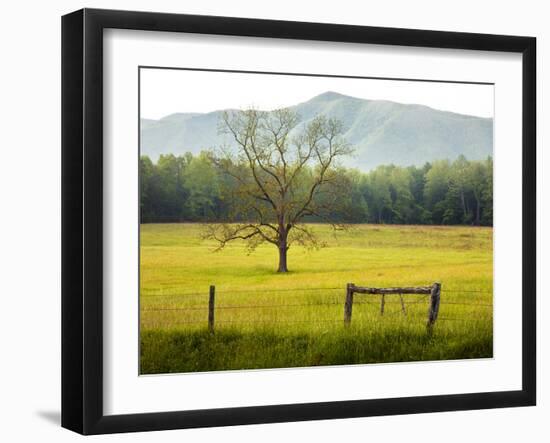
[204, 108, 354, 273]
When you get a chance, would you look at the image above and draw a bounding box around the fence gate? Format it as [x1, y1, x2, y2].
[344, 282, 441, 331]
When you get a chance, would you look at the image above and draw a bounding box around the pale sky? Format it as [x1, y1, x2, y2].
[140, 68, 494, 120]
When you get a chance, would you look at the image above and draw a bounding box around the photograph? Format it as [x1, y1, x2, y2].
[1, 0, 543, 440]
[138, 68, 495, 375]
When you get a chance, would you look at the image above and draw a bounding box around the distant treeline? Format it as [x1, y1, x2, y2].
[140, 152, 492, 226]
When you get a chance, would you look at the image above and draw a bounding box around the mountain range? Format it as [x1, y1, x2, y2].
[140, 91, 493, 171]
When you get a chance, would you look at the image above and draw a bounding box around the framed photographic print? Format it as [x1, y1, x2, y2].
[61, 8, 536, 435]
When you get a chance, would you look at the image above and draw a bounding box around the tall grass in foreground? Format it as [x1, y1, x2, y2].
[140, 223, 493, 374]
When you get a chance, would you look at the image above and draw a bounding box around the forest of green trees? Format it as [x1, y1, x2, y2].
[140, 152, 493, 226]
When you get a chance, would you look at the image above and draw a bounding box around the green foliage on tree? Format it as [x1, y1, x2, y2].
[182, 152, 221, 220]
[140, 152, 493, 227]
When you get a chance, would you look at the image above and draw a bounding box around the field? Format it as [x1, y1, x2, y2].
[140, 223, 493, 374]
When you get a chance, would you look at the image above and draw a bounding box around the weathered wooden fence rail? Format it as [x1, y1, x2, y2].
[344, 282, 441, 331]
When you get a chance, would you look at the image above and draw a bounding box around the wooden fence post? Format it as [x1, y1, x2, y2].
[380, 294, 385, 315]
[427, 282, 441, 332]
[208, 285, 215, 333]
[344, 283, 354, 326]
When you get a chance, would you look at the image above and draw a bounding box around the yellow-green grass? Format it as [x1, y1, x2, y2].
[140, 223, 493, 374]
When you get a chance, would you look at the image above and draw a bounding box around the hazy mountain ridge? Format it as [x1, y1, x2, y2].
[140, 91, 493, 171]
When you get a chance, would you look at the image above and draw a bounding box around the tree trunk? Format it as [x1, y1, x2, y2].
[460, 190, 467, 217]
[277, 226, 289, 273]
[277, 244, 288, 273]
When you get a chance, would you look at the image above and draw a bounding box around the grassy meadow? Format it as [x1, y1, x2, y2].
[140, 223, 493, 374]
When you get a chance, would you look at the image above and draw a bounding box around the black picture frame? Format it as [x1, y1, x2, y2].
[62, 8, 536, 435]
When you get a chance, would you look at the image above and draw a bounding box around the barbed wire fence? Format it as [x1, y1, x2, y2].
[141, 284, 493, 331]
